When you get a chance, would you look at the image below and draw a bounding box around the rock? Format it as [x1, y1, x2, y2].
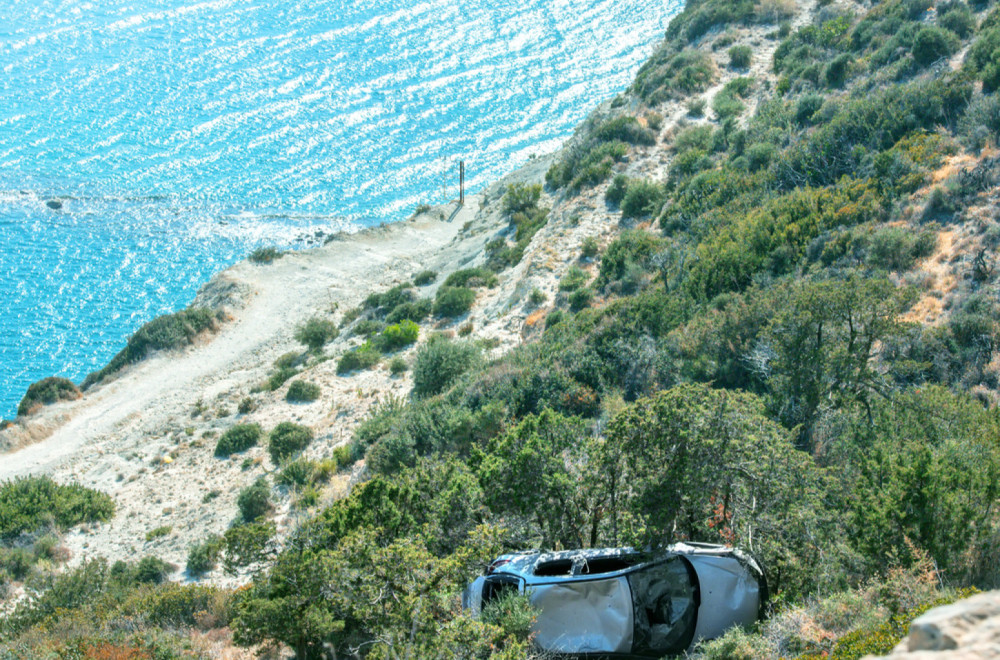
[45, 199, 63, 210]
[866, 591, 1000, 659]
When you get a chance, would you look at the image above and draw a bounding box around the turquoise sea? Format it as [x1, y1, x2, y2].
[0, 0, 682, 419]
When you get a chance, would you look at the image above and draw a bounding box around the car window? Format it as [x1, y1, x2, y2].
[628, 557, 699, 655]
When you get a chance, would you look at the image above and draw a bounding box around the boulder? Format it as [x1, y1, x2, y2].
[867, 591, 1000, 659]
[45, 199, 63, 210]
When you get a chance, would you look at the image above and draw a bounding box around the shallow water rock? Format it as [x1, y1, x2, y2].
[45, 199, 62, 210]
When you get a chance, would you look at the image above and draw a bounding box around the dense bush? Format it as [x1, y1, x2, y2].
[729, 44, 752, 68]
[248, 246, 283, 264]
[621, 180, 664, 219]
[389, 356, 409, 375]
[412, 336, 482, 397]
[443, 268, 498, 288]
[268, 422, 314, 464]
[384, 298, 432, 324]
[559, 266, 590, 292]
[17, 376, 81, 416]
[237, 477, 272, 523]
[223, 521, 275, 573]
[285, 380, 321, 403]
[83, 307, 218, 388]
[569, 287, 595, 312]
[912, 26, 959, 66]
[413, 269, 437, 286]
[606, 174, 629, 205]
[433, 286, 476, 318]
[0, 476, 114, 539]
[486, 184, 551, 271]
[214, 423, 262, 457]
[336, 342, 381, 374]
[294, 317, 338, 352]
[186, 534, 224, 577]
[375, 319, 420, 351]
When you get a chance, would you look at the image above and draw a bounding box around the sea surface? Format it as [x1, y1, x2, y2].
[0, 0, 682, 419]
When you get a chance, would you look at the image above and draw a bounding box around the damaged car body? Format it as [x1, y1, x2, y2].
[463, 542, 766, 657]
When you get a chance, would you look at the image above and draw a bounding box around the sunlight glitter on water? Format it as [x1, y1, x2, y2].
[0, 0, 682, 418]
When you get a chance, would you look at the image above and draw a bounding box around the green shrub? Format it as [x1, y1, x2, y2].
[938, 3, 974, 38]
[912, 26, 959, 67]
[214, 423, 262, 457]
[134, 582, 232, 628]
[363, 286, 418, 321]
[598, 229, 663, 288]
[546, 309, 565, 328]
[384, 299, 432, 324]
[377, 320, 420, 351]
[145, 526, 172, 542]
[606, 174, 629, 205]
[591, 116, 656, 146]
[248, 247, 283, 264]
[223, 521, 275, 573]
[0, 548, 34, 581]
[237, 477, 272, 523]
[634, 49, 716, 104]
[444, 267, 499, 288]
[294, 317, 338, 353]
[16, 377, 81, 417]
[186, 535, 224, 577]
[82, 307, 218, 388]
[337, 342, 381, 374]
[352, 319, 384, 337]
[581, 236, 600, 259]
[529, 288, 547, 306]
[276, 458, 318, 487]
[412, 336, 482, 397]
[340, 306, 362, 327]
[796, 93, 825, 126]
[134, 556, 173, 584]
[728, 45, 752, 68]
[267, 366, 297, 391]
[687, 98, 707, 117]
[237, 397, 255, 414]
[268, 422, 314, 464]
[824, 53, 852, 88]
[413, 270, 437, 286]
[286, 380, 321, 403]
[621, 180, 664, 219]
[389, 356, 409, 375]
[559, 266, 590, 292]
[433, 286, 476, 318]
[502, 183, 542, 216]
[712, 88, 745, 119]
[0, 476, 114, 539]
[868, 228, 937, 271]
[569, 287, 595, 312]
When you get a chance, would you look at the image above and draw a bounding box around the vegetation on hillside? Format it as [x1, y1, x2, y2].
[7, 0, 1000, 657]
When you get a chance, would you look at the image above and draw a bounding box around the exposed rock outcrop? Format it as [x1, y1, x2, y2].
[868, 591, 1000, 659]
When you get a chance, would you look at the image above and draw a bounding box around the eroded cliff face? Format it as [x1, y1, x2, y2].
[870, 591, 1000, 659]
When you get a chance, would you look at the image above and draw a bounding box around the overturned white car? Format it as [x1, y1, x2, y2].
[463, 542, 766, 657]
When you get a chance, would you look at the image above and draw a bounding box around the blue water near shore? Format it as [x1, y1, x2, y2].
[0, 0, 682, 419]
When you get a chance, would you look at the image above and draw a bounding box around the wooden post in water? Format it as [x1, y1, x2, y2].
[459, 160, 465, 206]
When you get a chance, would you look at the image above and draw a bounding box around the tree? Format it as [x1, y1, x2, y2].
[477, 410, 598, 549]
[597, 383, 838, 597]
[761, 275, 916, 448]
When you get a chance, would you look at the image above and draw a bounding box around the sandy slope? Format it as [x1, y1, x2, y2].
[1, 208, 469, 479]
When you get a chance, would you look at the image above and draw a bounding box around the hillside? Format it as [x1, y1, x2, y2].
[4, 0, 1000, 657]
